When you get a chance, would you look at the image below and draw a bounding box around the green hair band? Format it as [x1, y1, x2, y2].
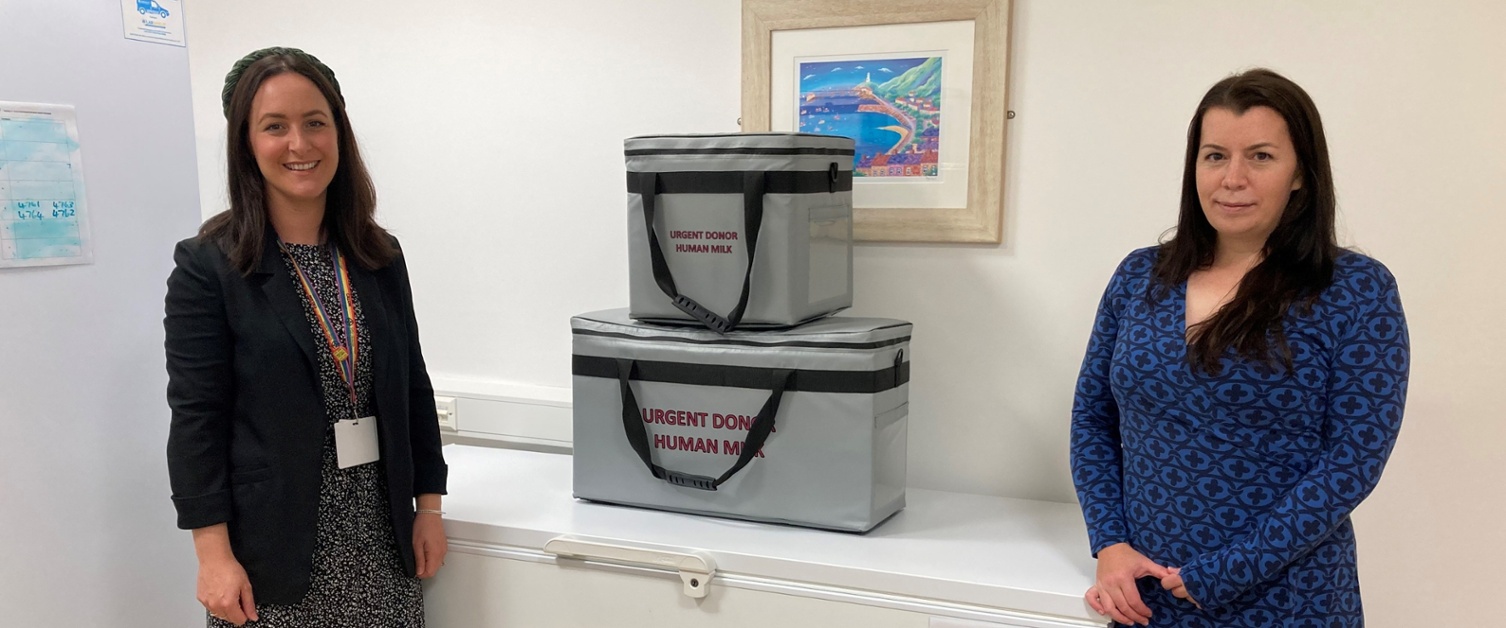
[221, 46, 343, 119]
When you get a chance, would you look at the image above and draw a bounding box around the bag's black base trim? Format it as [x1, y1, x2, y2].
[625, 304, 853, 331]
[570, 494, 888, 534]
[573, 354, 909, 394]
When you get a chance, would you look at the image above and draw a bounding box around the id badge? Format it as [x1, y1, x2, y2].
[335, 416, 380, 469]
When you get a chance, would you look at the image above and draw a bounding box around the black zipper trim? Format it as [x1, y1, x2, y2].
[629, 132, 850, 140]
[574, 354, 910, 394]
[572, 327, 910, 350]
[627, 169, 853, 194]
[626, 147, 855, 157]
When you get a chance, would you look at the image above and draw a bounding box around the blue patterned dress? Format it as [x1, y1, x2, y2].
[1071, 247, 1408, 627]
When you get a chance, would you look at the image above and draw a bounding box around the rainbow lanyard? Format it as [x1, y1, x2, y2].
[281, 241, 361, 413]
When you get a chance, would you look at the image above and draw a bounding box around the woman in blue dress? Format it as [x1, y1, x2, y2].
[1070, 69, 1409, 627]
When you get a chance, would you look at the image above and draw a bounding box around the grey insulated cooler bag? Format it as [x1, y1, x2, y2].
[571, 309, 910, 532]
[626, 133, 855, 332]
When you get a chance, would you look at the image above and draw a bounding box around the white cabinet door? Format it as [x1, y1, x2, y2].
[425, 546, 1105, 628]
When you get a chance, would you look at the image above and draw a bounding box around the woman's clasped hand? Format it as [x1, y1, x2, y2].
[1085, 543, 1201, 626]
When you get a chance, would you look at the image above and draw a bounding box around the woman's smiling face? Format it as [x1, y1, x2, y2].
[248, 72, 339, 212]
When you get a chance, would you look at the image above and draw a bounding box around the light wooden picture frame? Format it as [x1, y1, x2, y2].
[742, 0, 1012, 243]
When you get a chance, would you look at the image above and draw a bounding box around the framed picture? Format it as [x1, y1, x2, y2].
[742, 0, 1012, 243]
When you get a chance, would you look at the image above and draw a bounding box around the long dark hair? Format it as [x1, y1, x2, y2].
[200, 51, 394, 275]
[1154, 68, 1339, 374]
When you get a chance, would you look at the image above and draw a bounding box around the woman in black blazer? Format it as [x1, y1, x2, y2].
[165, 47, 448, 627]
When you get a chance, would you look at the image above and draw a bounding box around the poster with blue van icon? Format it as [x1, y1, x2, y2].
[119, 0, 183, 46]
[136, 0, 170, 19]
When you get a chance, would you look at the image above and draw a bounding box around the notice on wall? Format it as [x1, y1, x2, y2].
[0, 102, 93, 268]
[120, 0, 185, 47]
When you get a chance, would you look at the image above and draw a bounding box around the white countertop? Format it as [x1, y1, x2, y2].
[441, 444, 1104, 623]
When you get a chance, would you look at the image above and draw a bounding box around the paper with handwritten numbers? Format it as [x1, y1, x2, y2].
[0, 102, 92, 268]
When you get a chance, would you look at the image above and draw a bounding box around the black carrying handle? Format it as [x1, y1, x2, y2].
[638, 170, 766, 334]
[615, 358, 793, 491]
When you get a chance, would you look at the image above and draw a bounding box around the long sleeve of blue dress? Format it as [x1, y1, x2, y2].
[1071, 255, 1135, 556]
[1176, 258, 1409, 611]
[1070, 247, 1409, 626]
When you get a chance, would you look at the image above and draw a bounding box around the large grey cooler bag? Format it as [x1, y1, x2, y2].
[626, 133, 855, 332]
[571, 309, 910, 532]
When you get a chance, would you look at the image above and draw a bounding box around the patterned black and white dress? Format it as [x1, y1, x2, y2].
[210, 243, 423, 627]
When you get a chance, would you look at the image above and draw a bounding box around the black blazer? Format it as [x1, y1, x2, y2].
[164, 233, 447, 605]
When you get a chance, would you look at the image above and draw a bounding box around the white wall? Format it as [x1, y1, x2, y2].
[184, 1, 1506, 625]
[0, 1, 204, 625]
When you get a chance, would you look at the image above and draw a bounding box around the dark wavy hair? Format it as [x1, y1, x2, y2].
[1153, 68, 1339, 375]
[199, 51, 394, 275]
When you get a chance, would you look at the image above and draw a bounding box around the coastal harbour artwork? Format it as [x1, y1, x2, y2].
[798, 56, 941, 178]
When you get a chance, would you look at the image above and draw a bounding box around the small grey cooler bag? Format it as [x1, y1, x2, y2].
[571, 309, 910, 532]
[626, 133, 855, 332]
